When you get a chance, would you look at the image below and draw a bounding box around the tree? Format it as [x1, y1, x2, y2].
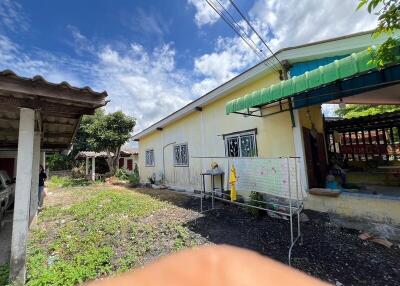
[85, 109, 136, 174]
[358, 0, 400, 67]
[335, 104, 400, 118]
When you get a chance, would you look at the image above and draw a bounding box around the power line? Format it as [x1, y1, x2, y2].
[205, 0, 280, 73]
[213, 0, 280, 73]
[228, 0, 283, 69]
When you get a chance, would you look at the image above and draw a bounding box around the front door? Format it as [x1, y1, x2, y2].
[302, 127, 327, 188]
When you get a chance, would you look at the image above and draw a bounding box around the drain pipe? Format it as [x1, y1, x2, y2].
[162, 142, 176, 183]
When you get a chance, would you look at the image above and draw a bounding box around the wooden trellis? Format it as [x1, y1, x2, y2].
[325, 111, 400, 162]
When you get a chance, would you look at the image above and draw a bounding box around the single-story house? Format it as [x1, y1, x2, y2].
[132, 30, 400, 238]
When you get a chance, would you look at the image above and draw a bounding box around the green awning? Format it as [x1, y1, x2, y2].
[225, 49, 383, 114]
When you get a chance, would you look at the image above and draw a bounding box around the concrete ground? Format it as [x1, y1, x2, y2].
[0, 209, 13, 265]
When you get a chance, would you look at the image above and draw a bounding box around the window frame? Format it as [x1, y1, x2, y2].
[223, 129, 258, 157]
[145, 149, 155, 167]
[173, 143, 189, 167]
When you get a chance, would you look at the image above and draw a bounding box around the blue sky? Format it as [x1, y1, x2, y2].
[0, 0, 378, 132]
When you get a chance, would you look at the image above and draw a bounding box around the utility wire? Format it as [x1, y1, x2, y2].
[205, 0, 280, 73]
[213, 0, 280, 73]
[228, 0, 283, 69]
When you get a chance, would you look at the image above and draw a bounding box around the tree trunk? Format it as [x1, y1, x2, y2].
[106, 150, 114, 174]
[105, 146, 121, 175]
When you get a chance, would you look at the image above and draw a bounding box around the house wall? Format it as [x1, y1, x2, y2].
[138, 71, 297, 190]
[120, 154, 138, 173]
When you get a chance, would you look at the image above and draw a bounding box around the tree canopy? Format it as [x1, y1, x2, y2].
[335, 104, 400, 118]
[358, 0, 400, 67]
[47, 109, 136, 173]
[83, 109, 136, 173]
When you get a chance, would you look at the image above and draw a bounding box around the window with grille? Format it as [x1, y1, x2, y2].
[145, 149, 154, 166]
[173, 144, 189, 166]
[224, 130, 257, 157]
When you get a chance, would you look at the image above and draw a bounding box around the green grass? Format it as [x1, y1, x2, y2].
[26, 186, 202, 286]
[0, 264, 9, 286]
[47, 176, 93, 188]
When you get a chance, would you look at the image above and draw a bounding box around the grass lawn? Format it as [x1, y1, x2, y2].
[25, 184, 206, 286]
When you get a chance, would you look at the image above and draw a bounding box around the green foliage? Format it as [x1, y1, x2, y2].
[129, 164, 140, 187]
[27, 187, 167, 285]
[46, 153, 74, 171]
[335, 104, 400, 118]
[85, 110, 135, 153]
[246, 191, 264, 217]
[115, 169, 129, 181]
[358, 0, 400, 67]
[47, 176, 92, 188]
[0, 264, 9, 286]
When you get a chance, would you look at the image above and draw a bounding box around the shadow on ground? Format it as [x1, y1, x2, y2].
[134, 187, 400, 285]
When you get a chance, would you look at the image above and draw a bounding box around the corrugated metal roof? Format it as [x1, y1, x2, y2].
[225, 48, 399, 114]
[0, 69, 108, 97]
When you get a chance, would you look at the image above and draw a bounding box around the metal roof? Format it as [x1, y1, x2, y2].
[0, 70, 108, 150]
[225, 47, 399, 114]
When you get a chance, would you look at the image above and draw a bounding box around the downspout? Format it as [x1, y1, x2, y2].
[162, 142, 176, 184]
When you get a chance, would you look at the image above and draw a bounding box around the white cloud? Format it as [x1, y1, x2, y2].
[0, 33, 193, 134]
[249, 0, 378, 50]
[93, 43, 193, 131]
[66, 25, 95, 55]
[188, 0, 230, 27]
[0, 0, 28, 32]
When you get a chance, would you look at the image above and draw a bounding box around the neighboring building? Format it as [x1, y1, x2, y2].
[133, 30, 400, 238]
[75, 148, 138, 180]
[119, 148, 139, 172]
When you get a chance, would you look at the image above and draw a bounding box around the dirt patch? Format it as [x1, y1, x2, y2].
[134, 188, 400, 286]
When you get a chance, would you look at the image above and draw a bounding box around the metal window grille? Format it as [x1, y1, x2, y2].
[174, 144, 189, 166]
[225, 131, 257, 157]
[145, 150, 154, 166]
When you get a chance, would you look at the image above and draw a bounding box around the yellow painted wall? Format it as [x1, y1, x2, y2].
[305, 193, 400, 225]
[298, 104, 324, 133]
[138, 70, 296, 189]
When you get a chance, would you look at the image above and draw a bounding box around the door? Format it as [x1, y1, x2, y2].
[303, 127, 317, 188]
[127, 159, 133, 171]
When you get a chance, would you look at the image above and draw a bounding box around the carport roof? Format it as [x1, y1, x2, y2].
[225, 47, 400, 114]
[0, 70, 108, 150]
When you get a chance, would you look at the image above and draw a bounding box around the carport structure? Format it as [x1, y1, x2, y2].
[0, 70, 107, 285]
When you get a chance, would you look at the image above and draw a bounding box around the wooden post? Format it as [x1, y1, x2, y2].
[91, 156, 95, 181]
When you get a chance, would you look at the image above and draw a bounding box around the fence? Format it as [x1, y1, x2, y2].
[194, 156, 304, 265]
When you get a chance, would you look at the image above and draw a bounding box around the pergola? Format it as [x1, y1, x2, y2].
[0, 70, 107, 284]
[75, 151, 113, 180]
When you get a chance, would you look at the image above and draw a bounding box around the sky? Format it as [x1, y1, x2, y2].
[0, 0, 379, 134]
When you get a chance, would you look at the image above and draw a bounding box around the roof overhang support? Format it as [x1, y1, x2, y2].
[287, 97, 296, 127]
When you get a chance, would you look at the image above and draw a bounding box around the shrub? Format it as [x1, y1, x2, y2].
[115, 169, 129, 181]
[128, 164, 140, 187]
[71, 165, 85, 178]
[246, 191, 264, 217]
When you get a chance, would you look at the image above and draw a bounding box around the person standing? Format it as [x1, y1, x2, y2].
[38, 165, 47, 209]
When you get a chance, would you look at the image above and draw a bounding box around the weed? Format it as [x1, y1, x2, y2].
[47, 176, 92, 188]
[0, 264, 9, 286]
[27, 187, 168, 285]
